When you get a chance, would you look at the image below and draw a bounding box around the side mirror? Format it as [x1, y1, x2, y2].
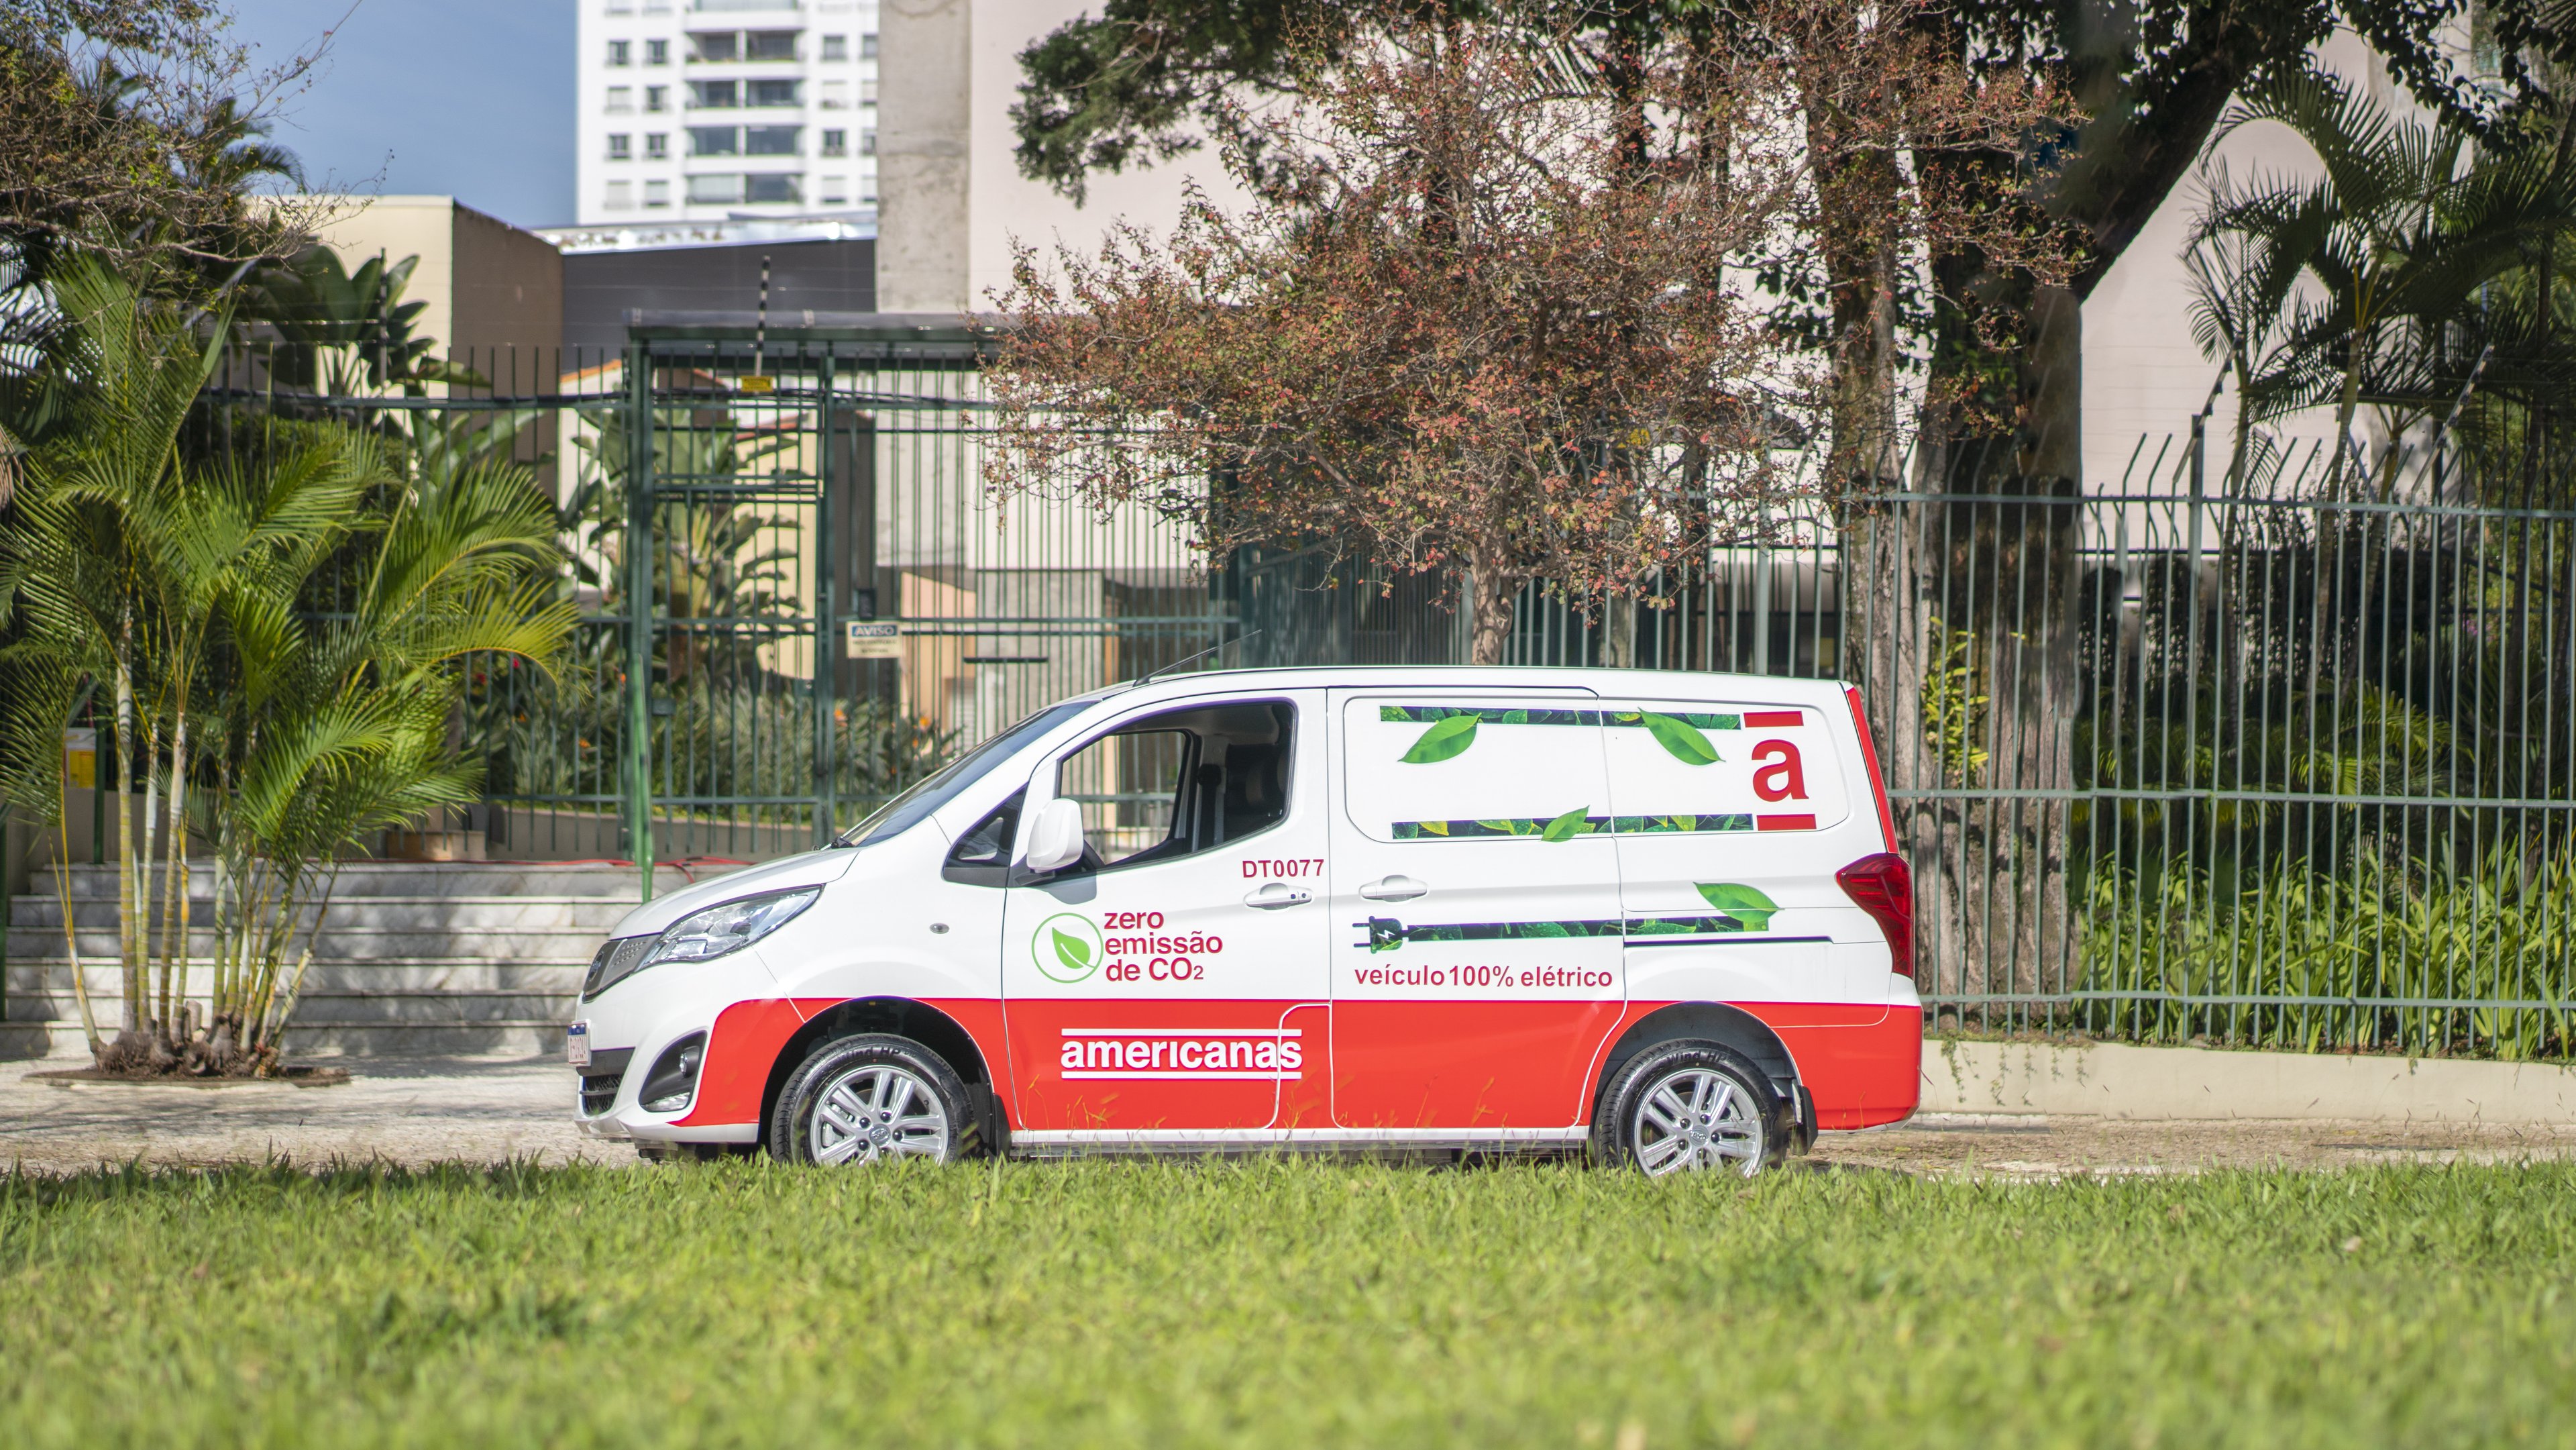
[1022, 797, 1087, 874]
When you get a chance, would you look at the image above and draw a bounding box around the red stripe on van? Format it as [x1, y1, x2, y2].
[1741, 710, 1803, 727]
[1845, 686, 1897, 850]
[1756, 813, 1817, 831]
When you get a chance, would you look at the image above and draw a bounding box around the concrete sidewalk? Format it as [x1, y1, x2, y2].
[0, 1053, 619, 1174]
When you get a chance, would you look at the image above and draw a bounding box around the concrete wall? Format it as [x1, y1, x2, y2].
[1923, 1039, 2576, 1125]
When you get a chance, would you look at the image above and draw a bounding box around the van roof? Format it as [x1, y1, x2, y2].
[1082, 664, 1861, 707]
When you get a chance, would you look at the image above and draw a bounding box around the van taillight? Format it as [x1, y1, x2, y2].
[1835, 853, 1914, 978]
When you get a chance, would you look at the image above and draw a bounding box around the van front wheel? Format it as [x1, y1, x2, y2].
[771, 1033, 973, 1166]
[1594, 1041, 1781, 1177]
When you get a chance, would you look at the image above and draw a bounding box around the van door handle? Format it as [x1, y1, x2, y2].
[1357, 875, 1427, 902]
[1243, 884, 1312, 909]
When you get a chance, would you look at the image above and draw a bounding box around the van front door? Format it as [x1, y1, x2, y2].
[999, 692, 1329, 1139]
[1324, 691, 1623, 1133]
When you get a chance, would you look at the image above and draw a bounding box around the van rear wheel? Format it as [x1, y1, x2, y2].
[1594, 1041, 1781, 1177]
[770, 1033, 973, 1166]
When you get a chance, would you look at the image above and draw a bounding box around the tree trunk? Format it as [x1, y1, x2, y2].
[1899, 284, 2084, 1021]
[1467, 563, 1517, 666]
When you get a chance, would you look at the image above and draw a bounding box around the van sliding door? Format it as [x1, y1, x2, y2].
[1324, 691, 1624, 1132]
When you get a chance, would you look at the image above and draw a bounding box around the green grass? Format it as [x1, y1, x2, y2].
[5, 1159, 2575, 1448]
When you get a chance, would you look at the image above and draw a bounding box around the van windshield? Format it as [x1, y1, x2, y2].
[836, 700, 1094, 847]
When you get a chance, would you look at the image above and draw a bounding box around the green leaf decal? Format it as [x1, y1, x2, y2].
[1401, 713, 1480, 764]
[1696, 882, 1778, 931]
[1420, 819, 1450, 836]
[1051, 929, 1093, 974]
[1541, 806, 1591, 842]
[1642, 712, 1720, 766]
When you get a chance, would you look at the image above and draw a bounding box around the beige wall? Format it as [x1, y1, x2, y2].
[309, 196, 564, 368]
[960, 1, 1249, 313]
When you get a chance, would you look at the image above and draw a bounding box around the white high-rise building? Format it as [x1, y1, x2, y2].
[575, 0, 879, 225]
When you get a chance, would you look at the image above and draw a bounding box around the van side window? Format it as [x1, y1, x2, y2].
[941, 790, 1022, 886]
[1057, 700, 1293, 871]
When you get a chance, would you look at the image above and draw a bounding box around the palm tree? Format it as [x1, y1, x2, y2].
[0, 258, 574, 1073]
[2188, 72, 2576, 499]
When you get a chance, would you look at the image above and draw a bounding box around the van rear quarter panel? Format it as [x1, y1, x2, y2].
[1603, 680, 1919, 1128]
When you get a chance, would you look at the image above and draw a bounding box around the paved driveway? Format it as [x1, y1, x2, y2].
[5, 1054, 2572, 1176]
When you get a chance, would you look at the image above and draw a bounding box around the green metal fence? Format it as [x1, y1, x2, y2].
[215, 328, 2576, 1056]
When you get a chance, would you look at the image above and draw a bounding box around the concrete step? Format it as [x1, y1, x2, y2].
[0, 859, 749, 1056]
[7, 929, 610, 964]
[27, 860, 741, 900]
[0, 1016, 570, 1060]
[7, 962, 585, 995]
[10, 897, 643, 932]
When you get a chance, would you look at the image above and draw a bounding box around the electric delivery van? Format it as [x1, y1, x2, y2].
[567, 668, 1920, 1176]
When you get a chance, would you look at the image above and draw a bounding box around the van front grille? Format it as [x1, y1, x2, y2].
[578, 1048, 635, 1116]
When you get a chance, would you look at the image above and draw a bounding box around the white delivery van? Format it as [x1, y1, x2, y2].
[567, 668, 1919, 1176]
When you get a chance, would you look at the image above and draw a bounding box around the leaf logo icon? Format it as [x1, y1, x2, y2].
[1032, 913, 1106, 982]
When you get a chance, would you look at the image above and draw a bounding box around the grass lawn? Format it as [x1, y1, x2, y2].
[3, 1158, 2573, 1448]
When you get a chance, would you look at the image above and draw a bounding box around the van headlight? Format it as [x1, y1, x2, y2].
[638, 888, 821, 972]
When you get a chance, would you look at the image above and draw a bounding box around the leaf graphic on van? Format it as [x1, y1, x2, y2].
[1541, 806, 1593, 842]
[1400, 713, 1480, 764]
[1641, 713, 1720, 766]
[1051, 929, 1095, 975]
[1696, 882, 1779, 931]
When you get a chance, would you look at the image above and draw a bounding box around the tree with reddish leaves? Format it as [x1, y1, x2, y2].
[987, 10, 2074, 662]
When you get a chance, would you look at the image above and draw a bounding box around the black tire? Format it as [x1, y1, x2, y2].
[769, 1033, 977, 1166]
[1591, 1040, 1787, 1177]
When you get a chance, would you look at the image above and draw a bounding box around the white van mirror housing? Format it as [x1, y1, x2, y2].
[1023, 797, 1087, 874]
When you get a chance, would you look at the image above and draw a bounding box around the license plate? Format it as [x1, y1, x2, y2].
[566, 1021, 590, 1068]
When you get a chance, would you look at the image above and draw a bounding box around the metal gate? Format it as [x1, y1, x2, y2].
[488, 323, 1239, 892]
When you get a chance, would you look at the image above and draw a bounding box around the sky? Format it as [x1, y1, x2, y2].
[225, 0, 575, 229]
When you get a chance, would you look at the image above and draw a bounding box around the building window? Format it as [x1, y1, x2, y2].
[686, 174, 744, 205]
[644, 178, 672, 207]
[747, 79, 800, 107]
[646, 132, 669, 159]
[820, 175, 848, 205]
[860, 127, 875, 156]
[819, 128, 847, 157]
[645, 38, 669, 64]
[688, 125, 740, 156]
[745, 30, 798, 62]
[860, 79, 877, 107]
[861, 34, 877, 60]
[607, 39, 631, 66]
[606, 0, 633, 12]
[820, 34, 848, 61]
[607, 133, 632, 160]
[645, 85, 667, 111]
[689, 31, 737, 63]
[745, 125, 800, 156]
[605, 179, 634, 209]
[606, 85, 635, 112]
[818, 79, 849, 109]
[746, 173, 802, 205]
[689, 79, 737, 108]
